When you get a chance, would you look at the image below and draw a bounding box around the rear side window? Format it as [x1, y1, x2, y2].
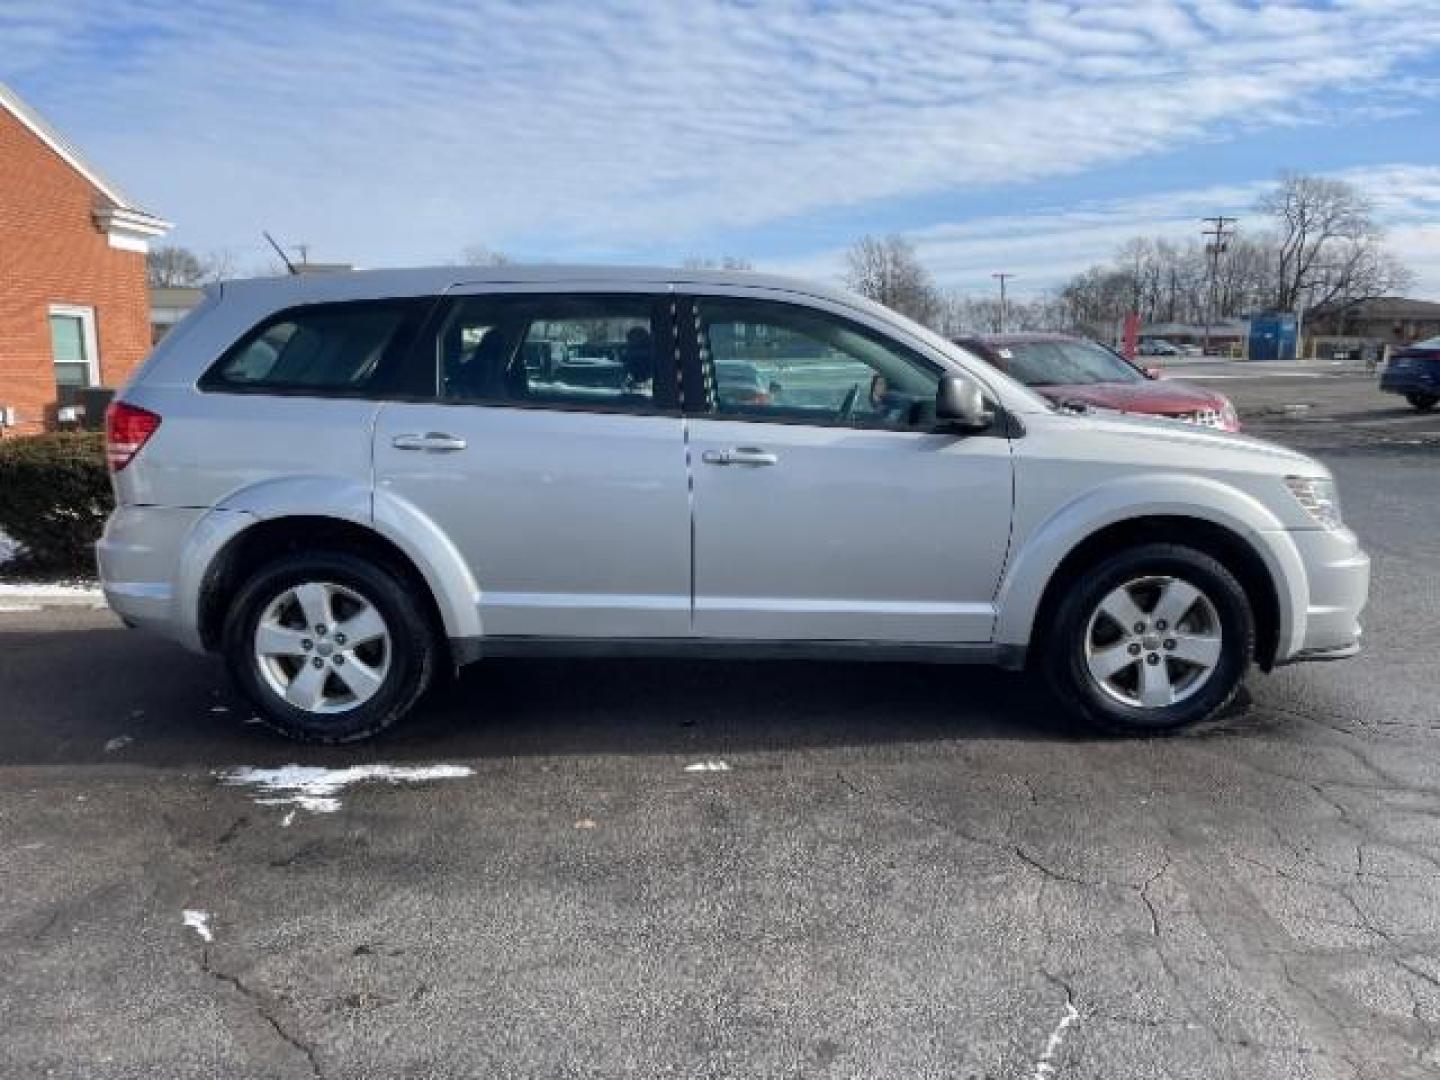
[437, 294, 675, 412]
[201, 300, 431, 396]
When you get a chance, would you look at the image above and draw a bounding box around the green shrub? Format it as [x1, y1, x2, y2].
[0, 433, 111, 576]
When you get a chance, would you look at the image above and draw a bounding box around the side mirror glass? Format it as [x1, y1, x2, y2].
[935, 374, 993, 432]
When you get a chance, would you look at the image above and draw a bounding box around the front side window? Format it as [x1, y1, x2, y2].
[439, 294, 671, 412]
[49, 305, 96, 388]
[202, 300, 426, 394]
[695, 299, 937, 428]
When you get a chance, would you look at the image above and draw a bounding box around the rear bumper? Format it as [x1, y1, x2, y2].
[98, 506, 199, 640]
[1279, 527, 1370, 664]
[1379, 371, 1440, 396]
[98, 504, 254, 653]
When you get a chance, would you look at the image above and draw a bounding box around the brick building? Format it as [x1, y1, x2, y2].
[0, 82, 169, 435]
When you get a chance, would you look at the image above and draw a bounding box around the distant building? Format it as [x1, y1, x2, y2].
[1139, 320, 1249, 351]
[149, 285, 206, 343]
[1306, 297, 1440, 348]
[0, 82, 170, 434]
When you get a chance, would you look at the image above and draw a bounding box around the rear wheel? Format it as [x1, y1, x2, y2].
[1043, 543, 1254, 734]
[223, 551, 437, 743]
[1405, 393, 1438, 412]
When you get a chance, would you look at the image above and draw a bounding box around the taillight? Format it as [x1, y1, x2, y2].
[106, 401, 162, 472]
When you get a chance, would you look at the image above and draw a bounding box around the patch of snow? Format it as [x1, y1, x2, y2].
[103, 735, 133, 753]
[684, 760, 731, 773]
[0, 603, 41, 613]
[182, 910, 213, 942]
[1032, 1000, 1080, 1080]
[281, 810, 295, 828]
[0, 582, 103, 599]
[217, 763, 475, 816]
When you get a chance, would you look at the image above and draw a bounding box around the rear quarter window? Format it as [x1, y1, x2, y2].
[200, 299, 433, 397]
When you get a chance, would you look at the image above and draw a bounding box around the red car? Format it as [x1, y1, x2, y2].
[954, 332, 1240, 432]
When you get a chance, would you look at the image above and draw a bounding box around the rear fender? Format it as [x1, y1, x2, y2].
[175, 477, 482, 647]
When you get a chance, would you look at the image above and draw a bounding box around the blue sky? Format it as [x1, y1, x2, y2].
[4, 0, 1439, 296]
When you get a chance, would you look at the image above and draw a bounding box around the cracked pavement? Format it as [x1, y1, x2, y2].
[1, 370, 1438, 1078]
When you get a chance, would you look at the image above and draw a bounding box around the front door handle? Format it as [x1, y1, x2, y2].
[702, 447, 778, 467]
[392, 432, 468, 452]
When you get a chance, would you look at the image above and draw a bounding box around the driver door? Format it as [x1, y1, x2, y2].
[683, 294, 1014, 644]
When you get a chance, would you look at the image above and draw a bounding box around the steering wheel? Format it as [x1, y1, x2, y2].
[837, 382, 860, 421]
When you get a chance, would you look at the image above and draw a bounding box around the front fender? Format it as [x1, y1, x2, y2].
[994, 473, 1309, 659]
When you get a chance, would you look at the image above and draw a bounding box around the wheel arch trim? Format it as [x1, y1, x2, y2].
[995, 474, 1309, 661]
[174, 477, 482, 651]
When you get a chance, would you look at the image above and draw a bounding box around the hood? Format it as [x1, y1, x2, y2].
[1034, 378, 1224, 415]
[1068, 410, 1318, 470]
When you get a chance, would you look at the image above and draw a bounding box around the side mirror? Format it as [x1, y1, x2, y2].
[935, 374, 993, 432]
[1144, 366, 1161, 380]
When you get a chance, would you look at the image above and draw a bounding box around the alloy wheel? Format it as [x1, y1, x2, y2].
[1083, 575, 1222, 709]
[253, 581, 392, 714]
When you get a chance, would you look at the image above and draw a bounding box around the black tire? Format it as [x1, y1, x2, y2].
[1042, 543, 1255, 735]
[1406, 393, 1438, 412]
[223, 551, 438, 743]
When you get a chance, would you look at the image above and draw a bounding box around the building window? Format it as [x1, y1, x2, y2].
[48, 305, 99, 388]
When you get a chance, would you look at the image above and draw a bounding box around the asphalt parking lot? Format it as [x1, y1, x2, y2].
[3, 367, 1439, 1079]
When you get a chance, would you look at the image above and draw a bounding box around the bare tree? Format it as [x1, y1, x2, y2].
[681, 255, 753, 271]
[843, 234, 940, 325]
[146, 246, 209, 287]
[935, 291, 1071, 337]
[462, 244, 513, 267]
[1258, 173, 1409, 310]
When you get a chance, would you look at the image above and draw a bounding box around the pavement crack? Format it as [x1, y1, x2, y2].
[200, 946, 322, 1079]
[1138, 853, 1172, 938]
[1013, 845, 1106, 887]
[834, 771, 866, 797]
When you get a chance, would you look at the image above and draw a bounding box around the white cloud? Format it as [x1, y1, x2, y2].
[765, 165, 1440, 298]
[2, 1, 1438, 270]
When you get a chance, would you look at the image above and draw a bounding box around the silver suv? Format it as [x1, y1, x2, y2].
[100, 267, 1369, 742]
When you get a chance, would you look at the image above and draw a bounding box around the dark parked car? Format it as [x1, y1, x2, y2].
[1379, 336, 1440, 411]
[954, 333, 1240, 431]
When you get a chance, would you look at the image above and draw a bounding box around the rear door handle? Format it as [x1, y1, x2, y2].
[392, 432, 468, 452]
[702, 447, 778, 467]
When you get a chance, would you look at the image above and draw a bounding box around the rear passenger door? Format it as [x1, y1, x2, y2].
[373, 291, 692, 639]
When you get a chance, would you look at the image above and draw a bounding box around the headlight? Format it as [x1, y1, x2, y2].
[1285, 476, 1343, 529]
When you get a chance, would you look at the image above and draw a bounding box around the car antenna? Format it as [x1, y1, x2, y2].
[263, 231, 299, 275]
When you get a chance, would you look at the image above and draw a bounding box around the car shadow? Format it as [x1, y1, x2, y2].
[0, 619, 1080, 769]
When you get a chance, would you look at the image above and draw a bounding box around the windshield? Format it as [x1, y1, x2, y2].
[999, 339, 1146, 387]
[1407, 335, 1440, 350]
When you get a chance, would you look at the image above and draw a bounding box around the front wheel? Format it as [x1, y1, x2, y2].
[1043, 543, 1254, 734]
[1406, 393, 1438, 412]
[223, 551, 438, 743]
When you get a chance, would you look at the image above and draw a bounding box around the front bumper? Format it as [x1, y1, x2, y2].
[1278, 526, 1370, 664]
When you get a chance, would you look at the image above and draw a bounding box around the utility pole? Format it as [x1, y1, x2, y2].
[992, 272, 1014, 333]
[1200, 216, 1235, 356]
